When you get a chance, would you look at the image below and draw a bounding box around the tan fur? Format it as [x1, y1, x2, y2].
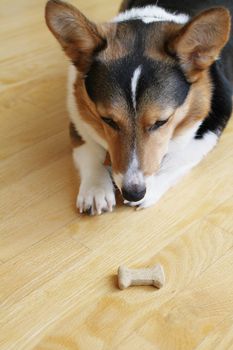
[69, 122, 84, 148]
[169, 7, 231, 82]
[145, 22, 182, 62]
[45, 0, 106, 72]
[99, 23, 134, 61]
[139, 128, 172, 176]
[74, 76, 106, 139]
[74, 75, 131, 174]
[137, 105, 175, 175]
[96, 101, 132, 174]
[46, 1, 230, 181]
[73, 57, 212, 177]
[174, 71, 212, 136]
[136, 104, 186, 176]
[137, 70, 212, 176]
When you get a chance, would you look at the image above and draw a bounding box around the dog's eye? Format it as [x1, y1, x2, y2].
[101, 117, 120, 131]
[148, 119, 168, 132]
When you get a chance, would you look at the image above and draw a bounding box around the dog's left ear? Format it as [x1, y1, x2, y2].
[45, 0, 106, 72]
[169, 7, 231, 82]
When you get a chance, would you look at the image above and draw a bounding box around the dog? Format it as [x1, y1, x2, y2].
[45, 0, 233, 215]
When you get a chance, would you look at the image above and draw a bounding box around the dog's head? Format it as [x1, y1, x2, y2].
[46, 0, 230, 202]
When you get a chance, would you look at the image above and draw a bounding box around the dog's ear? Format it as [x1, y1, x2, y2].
[169, 7, 231, 82]
[45, 0, 106, 72]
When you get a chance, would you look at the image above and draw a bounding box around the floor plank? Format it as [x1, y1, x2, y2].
[196, 316, 233, 350]
[1, 0, 233, 349]
[2, 220, 230, 350]
[206, 196, 233, 234]
[136, 248, 233, 350]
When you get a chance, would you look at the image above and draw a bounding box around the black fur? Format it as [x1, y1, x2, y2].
[122, 0, 233, 138]
[195, 62, 233, 138]
[85, 20, 190, 119]
[86, 55, 189, 111]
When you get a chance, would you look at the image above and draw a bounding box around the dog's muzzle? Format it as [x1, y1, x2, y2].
[122, 184, 146, 202]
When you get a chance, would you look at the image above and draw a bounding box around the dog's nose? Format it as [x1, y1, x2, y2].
[122, 185, 146, 202]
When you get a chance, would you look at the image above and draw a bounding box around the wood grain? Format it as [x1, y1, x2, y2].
[206, 196, 233, 234]
[196, 315, 233, 350]
[0, 0, 233, 349]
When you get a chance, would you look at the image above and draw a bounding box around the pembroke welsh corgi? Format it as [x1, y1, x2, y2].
[45, 0, 233, 215]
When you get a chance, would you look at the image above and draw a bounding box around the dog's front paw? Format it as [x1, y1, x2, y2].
[77, 181, 116, 215]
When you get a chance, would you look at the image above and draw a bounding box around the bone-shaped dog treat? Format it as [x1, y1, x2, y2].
[118, 264, 165, 290]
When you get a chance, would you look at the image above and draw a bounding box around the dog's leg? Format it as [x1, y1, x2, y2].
[73, 142, 116, 215]
[125, 131, 218, 209]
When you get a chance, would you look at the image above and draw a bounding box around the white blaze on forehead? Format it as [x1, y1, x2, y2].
[131, 65, 142, 110]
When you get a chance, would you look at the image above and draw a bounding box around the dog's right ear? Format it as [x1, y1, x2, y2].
[45, 0, 106, 72]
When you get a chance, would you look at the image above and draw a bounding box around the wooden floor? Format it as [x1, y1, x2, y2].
[1, 0, 233, 349]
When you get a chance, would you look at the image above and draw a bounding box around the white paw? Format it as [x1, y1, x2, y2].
[77, 181, 116, 215]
